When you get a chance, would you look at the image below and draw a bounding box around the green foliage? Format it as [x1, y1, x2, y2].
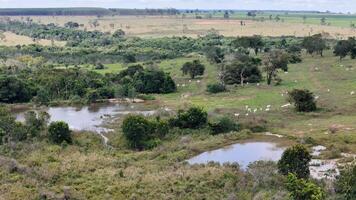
[0, 106, 22, 144]
[24, 111, 49, 138]
[335, 164, 356, 200]
[112, 29, 125, 38]
[205, 46, 224, 63]
[263, 50, 289, 85]
[206, 83, 226, 94]
[181, 60, 205, 79]
[94, 63, 105, 70]
[302, 34, 327, 56]
[64, 21, 79, 29]
[122, 115, 168, 150]
[333, 37, 356, 60]
[278, 144, 312, 179]
[231, 36, 264, 55]
[169, 107, 208, 129]
[208, 116, 239, 135]
[288, 89, 317, 112]
[286, 173, 325, 200]
[115, 65, 176, 94]
[222, 58, 262, 85]
[48, 121, 72, 144]
[0, 75, 33, 103]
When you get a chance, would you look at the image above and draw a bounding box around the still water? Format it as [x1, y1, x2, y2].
[188, 142, 286, 169]
[15, 103, 156, 133]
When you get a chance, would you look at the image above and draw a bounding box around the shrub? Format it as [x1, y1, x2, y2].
[289, 53, 302, 63]
[288, 89, 317, 112]
[206, 83, 226, 94]
[0, 75, 33, 103]
[278, 144, 311, 179]
[335, 164, 356, 200]
[208, 116, 239, 135]
[181, 60, 205, 79]
[94, 63, 105, 70]
[169, 107, 208, 129]
[286, 173, 325, 200]
[122, 115, 168, 150]
[48, 121, 72, 144]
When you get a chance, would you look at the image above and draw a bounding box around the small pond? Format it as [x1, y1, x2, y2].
[14, 103, 157, 133]
[187, 142, 286, 169]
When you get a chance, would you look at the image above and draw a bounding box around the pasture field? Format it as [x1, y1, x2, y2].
[4, 14, 356, 39]
[95, 50, 356, 154]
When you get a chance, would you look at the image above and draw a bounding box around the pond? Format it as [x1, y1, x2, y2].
[187, 142, 286, 169]
[15, 103, 157, 133]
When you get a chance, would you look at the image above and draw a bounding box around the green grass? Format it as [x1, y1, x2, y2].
[190, 11, 356, 28]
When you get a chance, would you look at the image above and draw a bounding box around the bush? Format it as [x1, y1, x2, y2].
[169, 107, 208, 129]
[288, 89, 317, 112]
[208, 116, 239, 135]
[181, 60, 205, 79]
[288, 53, 302, 63]
[206, 83, 226, 94]
[94, 63, 105, 70]
[48, 121, 72, 144]
[122, 115, 168, 150]
[335, 164, 356, 200]
[286, 173, 325, 200]
[278, 144, 311, 179]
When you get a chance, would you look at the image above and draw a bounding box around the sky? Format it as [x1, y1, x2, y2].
[0, 0, 355, 13]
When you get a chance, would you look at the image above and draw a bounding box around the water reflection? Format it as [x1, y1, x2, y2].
[15, 103, 156, 133]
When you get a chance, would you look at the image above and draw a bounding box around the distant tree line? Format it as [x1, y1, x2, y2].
[0, 8, 110, 16]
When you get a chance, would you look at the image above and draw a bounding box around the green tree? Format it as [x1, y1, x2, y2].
[48, 121, 72, 144]
[286, 173, 325, 200]
[181, 60, 205, 79]
[302, 34, 327, 56]
[122, 115, 152, 149]
[169, 107, 208, 129]
[278, 144, 312, 179]
[334, 40, 353, 60]
[122, 115, 167, 150]
[288, 89, 317, 112]
[205, 46, 224, 63]
[0, 75, 32, 103]
[112, 29, 125, 38]
[222, 59, 262, 86]
[231, 36, 264, 55]
[263, 50, 289, 85]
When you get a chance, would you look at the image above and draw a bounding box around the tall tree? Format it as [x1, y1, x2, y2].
[302, 34, 327, 56]
[263, 50, 289, 85]
[278, 144, 312, 179]
[181, 60, 205, 79]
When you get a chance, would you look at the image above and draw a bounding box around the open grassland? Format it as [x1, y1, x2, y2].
[0, 31, 65, 46]
[97, 50, 356, 154]
[5, 15, 356, 39]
